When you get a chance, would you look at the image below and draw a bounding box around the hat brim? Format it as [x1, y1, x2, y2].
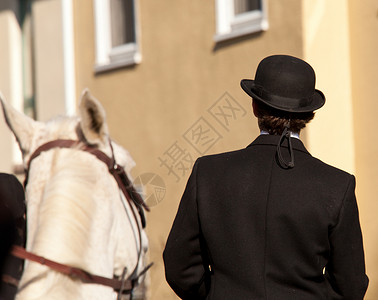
[241, 79, 325, 113]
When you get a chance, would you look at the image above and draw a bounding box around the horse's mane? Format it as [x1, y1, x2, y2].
[35, 151, 96, 266]
[23, 117, 101, 298]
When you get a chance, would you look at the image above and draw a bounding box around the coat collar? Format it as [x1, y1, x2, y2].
[246, 134, 311, 156]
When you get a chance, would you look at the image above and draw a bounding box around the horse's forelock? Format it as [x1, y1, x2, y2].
[45, 116, 81, 140]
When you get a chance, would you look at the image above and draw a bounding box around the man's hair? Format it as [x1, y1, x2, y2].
[253, 100, 315, 135]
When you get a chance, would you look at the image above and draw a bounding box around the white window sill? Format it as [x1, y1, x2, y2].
[95, 44, 141, 73]
[214, 14, 268, 43]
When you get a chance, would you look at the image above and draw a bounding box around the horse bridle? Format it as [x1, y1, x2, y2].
[11, 138, 151, 298]
[24, 139, 149, 220]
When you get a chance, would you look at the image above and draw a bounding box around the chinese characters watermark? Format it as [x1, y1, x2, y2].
[183, 117, 222, 155]
[208, 92, 247, 131]
[158, 92, 247, 183]
[158, 141, 194, 182]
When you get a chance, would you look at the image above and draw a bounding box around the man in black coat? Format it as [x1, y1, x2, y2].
[163, 55, 369, 299]
[0, 173, 26, 299]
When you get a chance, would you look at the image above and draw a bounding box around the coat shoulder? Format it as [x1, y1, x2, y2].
[197, 147, 251, 165]
[307, 156, 355, 183]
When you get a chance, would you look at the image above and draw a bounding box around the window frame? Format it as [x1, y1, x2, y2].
[214, 0, 269, 42]
[93, 0, 141, 73]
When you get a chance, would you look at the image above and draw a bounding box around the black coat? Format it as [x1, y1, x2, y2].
[0, 173, 26, 299]
[163, 135, 368, 299]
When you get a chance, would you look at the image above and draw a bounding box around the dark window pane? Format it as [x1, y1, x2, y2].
[110, 0, 136, 47]
[234, 0, 261, 15]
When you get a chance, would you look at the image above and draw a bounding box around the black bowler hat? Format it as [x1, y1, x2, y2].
[241, 55, 325, 113]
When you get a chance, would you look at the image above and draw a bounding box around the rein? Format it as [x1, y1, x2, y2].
[10, 245, 153, 294]
[12, 139, 151, 297]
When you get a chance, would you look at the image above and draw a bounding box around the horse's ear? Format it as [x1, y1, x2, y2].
[79, 89, 109, 145]
[0, 93, 41, 156]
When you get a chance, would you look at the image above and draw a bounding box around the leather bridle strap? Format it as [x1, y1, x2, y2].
[24, 140, 82, 187]
[24, 139, 149, 224]
[81, 142, 149, 212]
[10, 245, 136, 293]
[81, 141, 150, 226]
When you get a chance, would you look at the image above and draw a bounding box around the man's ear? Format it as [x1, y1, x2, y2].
[252, 99, 259, 118]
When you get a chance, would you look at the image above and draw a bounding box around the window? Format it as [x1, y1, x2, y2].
[93, 0, 141, 72]
[214, 0, 268, 42]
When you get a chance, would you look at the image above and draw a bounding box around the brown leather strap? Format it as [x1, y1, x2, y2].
[80, 143, 150, 211]
[11, 246, 134, 292]
[25, 139, 149, 213]
[2, 274, 20, 287]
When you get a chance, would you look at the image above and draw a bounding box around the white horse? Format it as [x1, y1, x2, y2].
[0, 90, 149, 300]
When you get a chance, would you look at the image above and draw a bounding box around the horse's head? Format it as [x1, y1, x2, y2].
[0, 90, 148, 299]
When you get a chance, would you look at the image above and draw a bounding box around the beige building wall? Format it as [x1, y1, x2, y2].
[303, 0, 377, 298]
[0, 0, 74, 170]
[32, 0, 66, 121]
[349, 0, 378, 298]
[32, 0, 76, 121]
[302, 0, 355, 173]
